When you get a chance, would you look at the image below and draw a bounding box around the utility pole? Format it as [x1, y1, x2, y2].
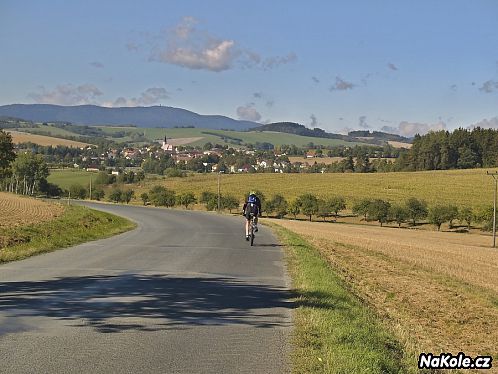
[217, 171, 221, 212]
[486, 171, 498, 248]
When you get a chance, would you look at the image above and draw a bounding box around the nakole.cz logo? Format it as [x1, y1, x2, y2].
[418, 352, 492, 370]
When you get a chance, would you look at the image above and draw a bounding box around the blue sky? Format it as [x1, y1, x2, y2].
[1, 0, 498, 136]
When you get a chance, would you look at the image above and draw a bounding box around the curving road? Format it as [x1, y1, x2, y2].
[0, 203, 292, 374]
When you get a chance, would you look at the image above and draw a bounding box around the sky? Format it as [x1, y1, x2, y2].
[1, 0, 498, 136]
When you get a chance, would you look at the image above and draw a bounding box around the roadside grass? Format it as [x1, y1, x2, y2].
[269, 223, 407, 373]
[0, 205, 136, 263]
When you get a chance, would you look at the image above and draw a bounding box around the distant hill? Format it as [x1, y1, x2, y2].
[0, 104, 258, 130]
[347, 130, 410, 142]
[252, 122, 410, 145]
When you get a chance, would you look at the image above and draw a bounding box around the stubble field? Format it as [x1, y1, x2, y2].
[0, 192, 65, 228]
[269, 218, 498, 362]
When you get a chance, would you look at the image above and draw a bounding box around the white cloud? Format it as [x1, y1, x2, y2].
[145, 17, 296, 72]
[468, 117, 498, 129]
[479, 80, 498, 93]
[90, 61, 104, 68]
[28, 84, 103, 105]
[103, 87, 170, 107]
[330, 76, 355, 91]
[358, 115, 369, 129]
[381, 121, 447, 137]
[310, 114, 318, 127]
[236, 103, 261, 122]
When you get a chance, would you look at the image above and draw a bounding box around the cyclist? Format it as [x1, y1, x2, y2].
[242, 191, 261, 241]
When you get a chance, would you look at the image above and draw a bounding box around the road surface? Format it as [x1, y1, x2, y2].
[0, 203, 292, 373]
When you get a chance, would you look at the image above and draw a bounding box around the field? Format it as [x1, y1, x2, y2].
[47, 169, 98, 190]
[96, 126, 368, 147]
[7, 130, 90, 147]
[270, 219, 498, 367]
[0, 192, 64, 228]
[130, 168, 497, 209]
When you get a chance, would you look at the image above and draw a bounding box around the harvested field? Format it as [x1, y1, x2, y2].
[270, 219, 498, 360]
[387, 140, 412, 149]
[167, 137, 205, 145]
[0, 192, 64, 228]
[6, 130, 90, 147]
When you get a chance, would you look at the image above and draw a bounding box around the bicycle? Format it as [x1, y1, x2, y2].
[249, 214, 256, 246]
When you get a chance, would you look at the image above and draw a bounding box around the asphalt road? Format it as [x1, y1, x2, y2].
[0, 203, 292, 374]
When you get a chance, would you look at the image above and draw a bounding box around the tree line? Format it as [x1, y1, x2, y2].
[397, 127, 498, 171]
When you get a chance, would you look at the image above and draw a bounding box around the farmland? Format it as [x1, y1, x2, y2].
[95, 126, 368, 147]
[6, 130, 89, 147]
[269, 219, 498, 366]
[128, 168, 497, 209]
[47, 169, 98, 190]
[0, 192, 64, 228]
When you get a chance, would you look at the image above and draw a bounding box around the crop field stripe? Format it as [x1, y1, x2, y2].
[127, 168, 498, 209]
[268, 223, 406, 373]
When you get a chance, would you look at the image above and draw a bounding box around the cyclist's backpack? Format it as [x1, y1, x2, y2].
[248, 195, 257, 203]
[246, 202, 258, 215]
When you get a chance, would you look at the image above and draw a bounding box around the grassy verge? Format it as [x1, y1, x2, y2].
[0, 205, 136, 263]
[269, 223, 407, 373]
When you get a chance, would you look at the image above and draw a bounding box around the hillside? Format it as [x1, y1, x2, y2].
[253, 122, 410, 145]
[0, 104, 258, 130]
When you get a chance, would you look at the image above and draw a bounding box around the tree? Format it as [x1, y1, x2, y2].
[352, 199, 372, 221]
[109, 187, 123, 203]
[221, 194, 239, 213]
[405, 198, 428, 225]
[474, 206, 494, 231]
[317, 199, 330, 221]
[140, 192, 149, 205]
[367, 199, 391, 226]
[428, 205, 452, 231]
[9, 152, 49, 195]
[148, 185, 176, 207]
[297, 193, 319, 221]
[177, 192, 197, 209]
[388, 204, 408, 228]
[445, 205, 459, 228]
[328, 196, 346, 219]
[123, 189, 135, 204]
[288, 199, 301, 219]
[92, 186, 105, 201]
[0, 130, 16, 180]
[69, 183, 87, 199]
[458, 206, 473, 229]
[268, 194, 288, 219]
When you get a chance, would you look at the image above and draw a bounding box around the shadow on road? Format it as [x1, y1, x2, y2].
[0, 274, 293, 334]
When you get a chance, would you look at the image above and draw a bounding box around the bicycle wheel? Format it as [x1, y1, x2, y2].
[250, 222, 255, 246]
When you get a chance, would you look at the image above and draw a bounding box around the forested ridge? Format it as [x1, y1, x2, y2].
[399, 127, 498, 170]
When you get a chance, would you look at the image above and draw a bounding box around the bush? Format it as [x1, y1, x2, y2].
[221, 194, 239, 213]
[149, 185, 176, 207]
[177, 192, 197, 209]
[69, 183, 87, 199]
